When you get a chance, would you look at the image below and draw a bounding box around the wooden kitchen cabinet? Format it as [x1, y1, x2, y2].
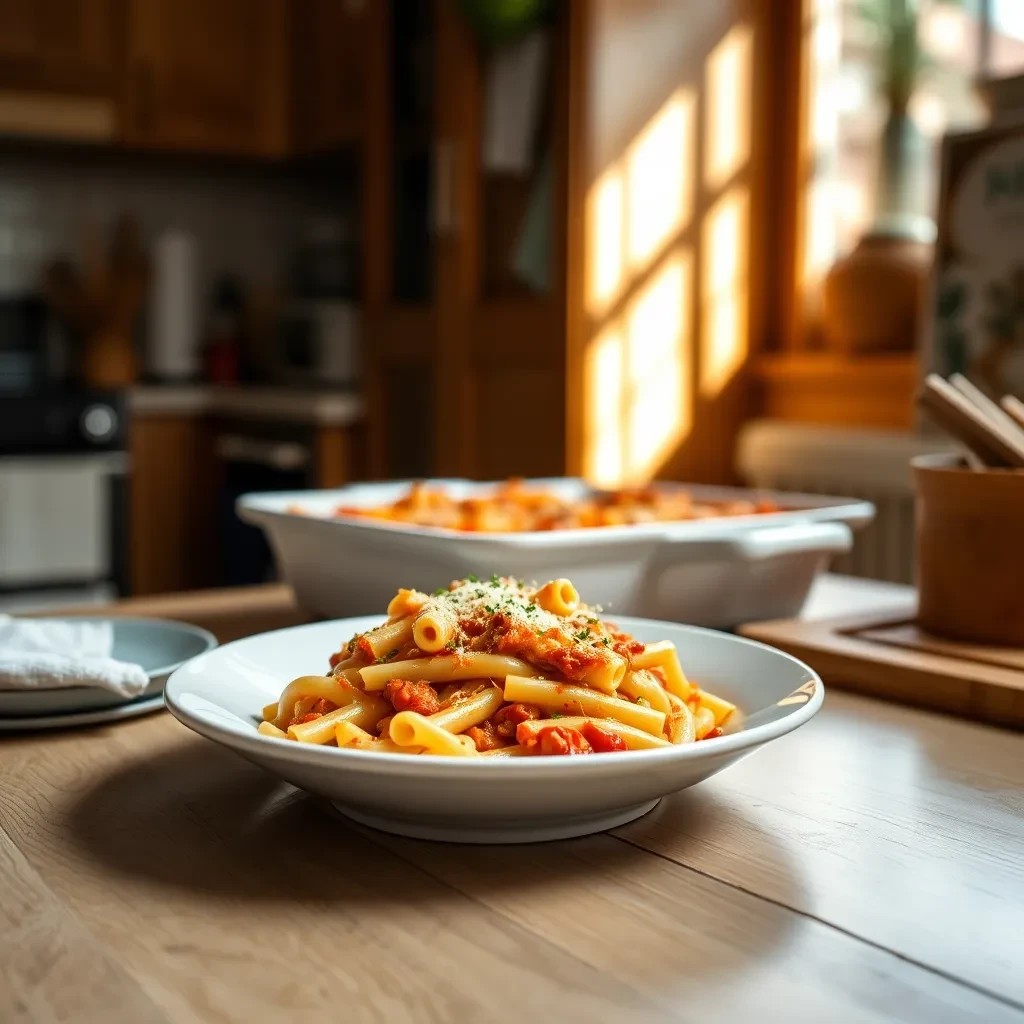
[0, 0, 121, 95]
[291, 0, 370, 152]
[122, 0, 288, 157]
[130, 414, 220, 596]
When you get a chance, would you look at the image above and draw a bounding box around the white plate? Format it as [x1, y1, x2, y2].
[0, 618, 217, 719]
[238, 478, 873, 628]
[166, 615, 824, 844]
[0, 693, 166, 732]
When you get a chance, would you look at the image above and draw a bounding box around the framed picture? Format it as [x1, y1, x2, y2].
[928, 117, 1024, 397]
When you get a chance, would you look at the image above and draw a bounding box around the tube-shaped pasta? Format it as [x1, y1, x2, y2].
[693, 706, 716, 740]
[359, 653, 532, 691]
[617, 669, 672, 714]
[516, 716, 670, 750]
[360, 615, 415, 659]
[412, 602, 457, 653]
[335, 721, 422, 754]
[664, 695, 696, 744]
[578, 655, 628, 695]
[257, 721, 289, 739]
[388, 713, 480, 755]
[534, 578, 579, 616]
[428, 684, 504, 733]
[262, 701, 280, 722]
[629, 641, 691, 700]
[270, 675, 361, 728]
[503, 676, 666, 735]
[698, 689, 737, 727]
[287, 694, 389, 744]
[386, 588, 428, 618]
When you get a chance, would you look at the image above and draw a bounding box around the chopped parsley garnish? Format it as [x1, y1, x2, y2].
[587, 616, 600, 625]
[601, 637, 611, 647]
[374, 648, 399, 665]
[466, 574, 479, 583]
[489, 573, 501, 586]
[484, 604, 495, 614]
[550, 712, 565, 719]
[573, 628, 591, 642]
[525, 603, 537, 615]
[444, 639, 460, 652]
[432, 587, 448, 596]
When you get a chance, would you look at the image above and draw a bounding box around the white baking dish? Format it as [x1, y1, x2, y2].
[238, 479, 874, 628]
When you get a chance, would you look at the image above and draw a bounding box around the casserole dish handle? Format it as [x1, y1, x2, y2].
[658, 521, 852, 563]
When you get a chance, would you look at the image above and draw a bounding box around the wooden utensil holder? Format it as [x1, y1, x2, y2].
[914, 453, 1024, 646]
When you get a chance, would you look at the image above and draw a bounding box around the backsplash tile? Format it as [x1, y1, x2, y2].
[0, 152, 351, 301]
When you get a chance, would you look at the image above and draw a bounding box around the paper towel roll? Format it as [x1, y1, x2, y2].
[147, 230, 200, 380]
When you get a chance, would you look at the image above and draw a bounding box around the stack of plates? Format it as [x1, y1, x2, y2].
[0, 618, 217, 731]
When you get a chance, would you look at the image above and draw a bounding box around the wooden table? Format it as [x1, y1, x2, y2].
[2, 579, 1022, 1023]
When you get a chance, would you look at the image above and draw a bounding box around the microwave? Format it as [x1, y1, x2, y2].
[273, 301, 361, 386]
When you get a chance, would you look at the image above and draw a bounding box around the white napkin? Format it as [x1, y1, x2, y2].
[0, 616, 149, 697]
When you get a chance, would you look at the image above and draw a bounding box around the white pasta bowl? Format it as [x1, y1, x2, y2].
[165, 616, 823, 844]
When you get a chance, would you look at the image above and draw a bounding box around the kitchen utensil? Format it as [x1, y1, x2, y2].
[1000, 394, 1024, 431]
[918, 374, 1024, 468]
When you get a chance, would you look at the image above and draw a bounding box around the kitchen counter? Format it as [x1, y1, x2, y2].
[129, 384, 364, 426]
[2, 576, 1022, 1022]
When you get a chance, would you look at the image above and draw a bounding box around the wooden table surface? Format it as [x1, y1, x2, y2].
[2, 580, 1022, 1024]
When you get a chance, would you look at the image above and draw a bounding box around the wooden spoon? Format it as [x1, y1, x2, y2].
[949, 374, 1024, 445]
[1001, 394, 1024, 432]
[918, 374, 1024, 469]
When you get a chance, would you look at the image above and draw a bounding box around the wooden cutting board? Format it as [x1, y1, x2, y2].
[741, 598, 1024, 729]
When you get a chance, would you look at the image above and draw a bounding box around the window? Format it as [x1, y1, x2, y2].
[801, 0, 1024, 329]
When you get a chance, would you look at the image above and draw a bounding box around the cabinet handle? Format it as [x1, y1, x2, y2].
[433, 139, 458, 237]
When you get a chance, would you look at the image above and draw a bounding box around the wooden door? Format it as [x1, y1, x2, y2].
[432, 2, 568, 479]
[123, 0, 287, 156]
[292, 0, 370, 152]
[0, 0, 121, 95]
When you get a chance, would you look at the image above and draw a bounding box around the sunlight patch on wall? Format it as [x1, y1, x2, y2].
[704, 24, 753, 191]
[700, 187, 749, 397]
[585, 167, 625, 316]
[584, 250, 693, 487]
[626, 89, 695, 272]
[585, 89, 695, 318]
[624, 249, 692, 483]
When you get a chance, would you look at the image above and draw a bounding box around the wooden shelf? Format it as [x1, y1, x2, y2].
[755, 352, 919, 430]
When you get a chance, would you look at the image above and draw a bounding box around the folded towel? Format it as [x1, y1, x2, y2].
[0, 653, 150, 697]
[0, 615, 113, 658]
[0, 616, 149, 697]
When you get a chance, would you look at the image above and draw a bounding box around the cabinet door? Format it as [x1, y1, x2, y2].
[362, 0, 439, 478]
[124, 0, 287, 156]
[432, 1, 568, 479]
[0, 0, 121, 94]
[292, 0, 370, 152]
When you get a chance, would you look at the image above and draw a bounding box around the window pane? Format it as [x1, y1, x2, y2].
[803, 0, 993, 324]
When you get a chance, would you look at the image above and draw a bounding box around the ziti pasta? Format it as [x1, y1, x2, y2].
[259, 576, 738, 757]
[294, 478, 780, 532]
